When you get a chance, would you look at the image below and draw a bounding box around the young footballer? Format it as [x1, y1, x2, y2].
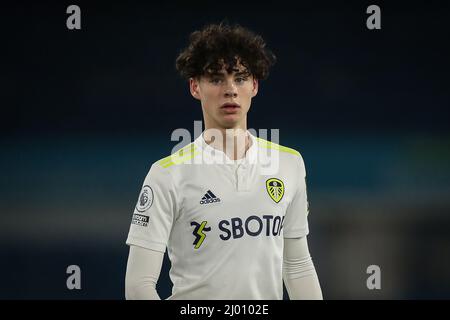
[125, 23, 323, 300]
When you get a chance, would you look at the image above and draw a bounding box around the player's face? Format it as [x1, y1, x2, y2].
[190, 64, 258, 130]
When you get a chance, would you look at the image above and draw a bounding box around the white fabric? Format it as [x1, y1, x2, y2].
[283, 237, 323, 300]
[126, 131, 311, 299]
[125, 245, 163, 300]
[125, 238, 323, 300]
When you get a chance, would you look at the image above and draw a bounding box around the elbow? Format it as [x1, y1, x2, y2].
[125, 272, 160, 300]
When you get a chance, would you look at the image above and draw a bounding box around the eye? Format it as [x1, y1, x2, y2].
[235, 77, 248, 84]
[210, 78, 222, 84]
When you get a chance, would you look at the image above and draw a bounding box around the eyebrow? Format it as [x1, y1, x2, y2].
[234, 71, 251, 77]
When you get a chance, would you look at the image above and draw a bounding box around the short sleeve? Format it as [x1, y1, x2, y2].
[126, 163, 178, 253]
[283, 155, 310, 238]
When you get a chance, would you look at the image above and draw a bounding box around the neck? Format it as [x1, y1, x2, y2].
[203, 127, 251, 160]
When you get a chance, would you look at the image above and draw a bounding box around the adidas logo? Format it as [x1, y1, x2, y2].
[200, 190, 221, 205]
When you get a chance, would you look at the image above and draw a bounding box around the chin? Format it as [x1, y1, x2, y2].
[219, 118, 241, 129]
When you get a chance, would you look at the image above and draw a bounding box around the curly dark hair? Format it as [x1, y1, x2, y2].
[175, 23, 276, 81]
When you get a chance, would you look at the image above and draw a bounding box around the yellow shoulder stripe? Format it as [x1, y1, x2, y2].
[157, 143, 199, 168]
[256, 137, 301, 157]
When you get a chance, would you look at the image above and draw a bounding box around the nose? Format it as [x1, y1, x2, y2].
[224, 81, 238, 98]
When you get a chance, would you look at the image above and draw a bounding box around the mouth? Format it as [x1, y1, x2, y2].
[220, 103, 241, 113]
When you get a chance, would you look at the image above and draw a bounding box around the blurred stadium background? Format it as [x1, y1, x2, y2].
[1, 0, 449, 299]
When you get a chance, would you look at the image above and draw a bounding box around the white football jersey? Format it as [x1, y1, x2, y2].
[126, 131, 310, 300]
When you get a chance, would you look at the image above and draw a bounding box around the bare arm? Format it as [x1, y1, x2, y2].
[125, 245, 164, 300]
[283, 236, 323, 300]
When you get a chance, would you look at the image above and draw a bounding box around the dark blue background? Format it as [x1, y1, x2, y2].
[1, 0, 450, 299]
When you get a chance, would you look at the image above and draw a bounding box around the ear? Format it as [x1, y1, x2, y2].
[189, 77, 201, 101]
[251, 78, 259, 97]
